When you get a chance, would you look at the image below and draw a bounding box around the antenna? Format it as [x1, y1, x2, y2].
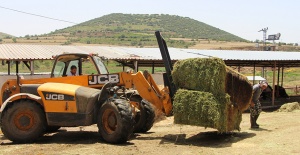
[258, 27, 268, 51]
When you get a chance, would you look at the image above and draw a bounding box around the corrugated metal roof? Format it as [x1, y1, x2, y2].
[182, 49, 300, 61]
[0, 44, 208, 61]
[0, 44, 300, 62]
[106, 47, 208, 60]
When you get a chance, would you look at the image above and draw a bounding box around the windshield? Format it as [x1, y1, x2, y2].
[94, 56, 108, 74]
[53, 61, 65, 77]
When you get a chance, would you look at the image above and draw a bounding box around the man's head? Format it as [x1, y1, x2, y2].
[70, 65, 77, 75]
[259, 81, 268, 90]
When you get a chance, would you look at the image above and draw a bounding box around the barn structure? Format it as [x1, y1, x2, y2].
[1, 44, 300, 106]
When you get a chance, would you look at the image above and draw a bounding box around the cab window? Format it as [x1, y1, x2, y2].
[82, 58, 98, 75]
[53, 61, 65, 77]
[94, 57, 108, 74]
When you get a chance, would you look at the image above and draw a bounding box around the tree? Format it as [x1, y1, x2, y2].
[295, 43, 298, 46]
[12, 38, 17, 43]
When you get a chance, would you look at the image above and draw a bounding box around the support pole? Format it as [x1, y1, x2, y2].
[281, 67, 284, 87]
[30, 61, 34, 75]
[277, 66, 280, 97]
[134, 61, 138, 73]
[8, 61, 10, 75]
[277, 66, 280, 86]
[272, 61, 276, 106]
[253, 63, 256, 85]
[16, 61, 19, 74]
[152, 61, 155, 74]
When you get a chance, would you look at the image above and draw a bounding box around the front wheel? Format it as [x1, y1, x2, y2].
[97, 99, 134, 144]
[1, 100, 46, 143]
[134, 99, 155, 133]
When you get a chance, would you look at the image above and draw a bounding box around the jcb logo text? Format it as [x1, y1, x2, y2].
[46, 94, 64, 100]
[88, 74, 120, 85]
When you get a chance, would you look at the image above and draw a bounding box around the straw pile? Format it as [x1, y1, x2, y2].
[277, 102, 300, 112]
[172, 57, 252, 132]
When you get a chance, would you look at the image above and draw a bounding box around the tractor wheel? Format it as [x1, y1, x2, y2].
[132, 98, 155, 133]
[45, 126, 61, 133]
[1, 100, 46, 143]
[97, 99, 134, 144]
[129, 95, 155, 133]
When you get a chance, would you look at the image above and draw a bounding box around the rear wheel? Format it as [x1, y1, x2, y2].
[97, 99, 134, 143]
[130, 95, 155, 133]
[1, 100, 46, 143]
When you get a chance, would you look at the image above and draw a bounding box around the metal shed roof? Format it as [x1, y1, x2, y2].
[0, 44, 208, 61]
[183, 49, 300, 61]
[180, 49, 300, 67]
[0, 44, 300, 67]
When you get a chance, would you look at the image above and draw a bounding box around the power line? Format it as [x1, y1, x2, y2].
[0, 5, 78, 24]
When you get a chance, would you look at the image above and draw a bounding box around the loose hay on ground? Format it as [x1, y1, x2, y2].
[277, 102, 300, 112]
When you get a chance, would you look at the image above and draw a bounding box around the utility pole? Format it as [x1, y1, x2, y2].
[258, 27, 268, 51]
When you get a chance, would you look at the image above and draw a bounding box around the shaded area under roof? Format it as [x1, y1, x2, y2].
[0, 44, 300, 67]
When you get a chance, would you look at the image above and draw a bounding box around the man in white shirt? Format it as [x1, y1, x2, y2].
[67, 65, 78, 76]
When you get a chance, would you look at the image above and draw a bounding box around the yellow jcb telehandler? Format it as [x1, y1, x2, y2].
[0, 31, 176, 143]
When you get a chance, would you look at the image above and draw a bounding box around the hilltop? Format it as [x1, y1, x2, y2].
[2, 13, 248, 48]
[0, 32, 14, 39]
[57, 14, 244, 38]
[51, 13, 246, 47]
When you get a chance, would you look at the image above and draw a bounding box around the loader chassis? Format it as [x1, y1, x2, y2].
[0, 31, 173, 143]
[0, 82, 134, 143]
[0, 53, 165, 143]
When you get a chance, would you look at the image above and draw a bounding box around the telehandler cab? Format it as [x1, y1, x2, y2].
[0, 31, 175, 143]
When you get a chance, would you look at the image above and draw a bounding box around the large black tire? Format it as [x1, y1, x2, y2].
[133, 99, 155, 133]
[134, 100, 155, 133]
[97, 99, 134, 144]
[1, 100, 46, 143]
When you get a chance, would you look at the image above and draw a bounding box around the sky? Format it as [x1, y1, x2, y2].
[1, 0, 299, 43]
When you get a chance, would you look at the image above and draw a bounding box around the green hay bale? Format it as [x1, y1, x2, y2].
[172, 58, 248, 132]
[172, 58, 227, 96]
[173, 89, 221, 129]
[225, 66, 253, 112]
[173, 89, 240, 132]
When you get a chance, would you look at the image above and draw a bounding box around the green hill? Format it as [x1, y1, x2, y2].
[0, 32, 14, 39]
[48, 13, 246, 47]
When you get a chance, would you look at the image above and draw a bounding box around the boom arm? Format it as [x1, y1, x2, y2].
[120, 71, 172, 116]
[155, 31, 177, 100]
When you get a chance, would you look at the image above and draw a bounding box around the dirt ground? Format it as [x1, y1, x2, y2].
[0, 110, 299, 155]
